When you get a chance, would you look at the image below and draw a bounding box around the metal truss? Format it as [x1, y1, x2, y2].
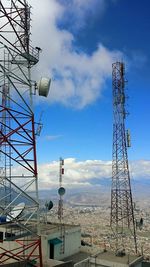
[110, 62, 137, 253]
[0, 238, 42, 266]
[0, 0, 42, 265]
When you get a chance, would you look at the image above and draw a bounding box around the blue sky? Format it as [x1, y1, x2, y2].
[28, 0, 150, 188]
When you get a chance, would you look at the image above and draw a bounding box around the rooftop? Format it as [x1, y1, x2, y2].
[93, 250, 143, 265]
[63, 251, 90, 264]
[40, 222, 80, 235]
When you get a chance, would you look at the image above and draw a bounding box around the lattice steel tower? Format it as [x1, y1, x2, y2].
[0, 1, 50, 265]
[110, 62, 137, 253]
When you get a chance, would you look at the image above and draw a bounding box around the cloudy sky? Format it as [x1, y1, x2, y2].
[26, 0, 150, 189]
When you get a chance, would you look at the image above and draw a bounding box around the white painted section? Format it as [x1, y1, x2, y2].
[41, 224, 81, 264]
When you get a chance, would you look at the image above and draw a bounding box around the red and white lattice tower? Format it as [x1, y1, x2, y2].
[0, 1, 48, 265]
[58, 158, 65, 222]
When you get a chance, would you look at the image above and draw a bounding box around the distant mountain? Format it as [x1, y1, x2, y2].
[38, 177, 150, 207]
[1, 177, 150, 209]
[0, 186, 38, 205]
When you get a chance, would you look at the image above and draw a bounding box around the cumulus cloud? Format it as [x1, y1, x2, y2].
[35, 158, 150, 189]
[11, 158, 150, 190]
[28, 0, 122, 109]
[57, 0, 108, 31]
[37, 158, 112, 189]
[130, 160, 150, 179]
[38, 158, 150, 189]
[0, 0, 123, 109]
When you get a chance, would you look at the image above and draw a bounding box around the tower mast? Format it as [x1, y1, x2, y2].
[58, 157, 65, 222]
[0, 0, 43, 265]
[58, 158, 66, 255]
[110, 62, 137, 253]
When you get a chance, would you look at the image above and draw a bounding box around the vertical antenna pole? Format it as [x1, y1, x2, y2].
[58, 158, 65, 223]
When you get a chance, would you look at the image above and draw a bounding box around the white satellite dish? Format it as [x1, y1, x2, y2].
[6, 202, 25, 222]
[38, 77, 51, 97]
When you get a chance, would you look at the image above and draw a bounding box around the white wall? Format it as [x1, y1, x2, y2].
[41, 225, 81, 263]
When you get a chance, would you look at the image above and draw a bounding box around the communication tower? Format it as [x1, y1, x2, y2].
[110, 62, 137, 253]
[58, 157, 65, 222]
[0, 1, 50, 266]
[58, 157, 66, 254]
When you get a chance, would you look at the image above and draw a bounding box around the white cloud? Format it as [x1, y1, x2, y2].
[130, 160, 150, 179]
[37, 158, 150, 189]
[0, 0, 123, 109]
[57, 0, 119, 31]
[11, 158, 150, 190]
[28, 0, 122, 109]
[37, 158, 112, 189]
[57, 0, 107, 30]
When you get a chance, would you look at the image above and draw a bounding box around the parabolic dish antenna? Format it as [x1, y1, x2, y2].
[6, 202, 25, 222]
[38, 77, 51, 97]
[45, 200, 53, 211]
[58, 187, 66, 196]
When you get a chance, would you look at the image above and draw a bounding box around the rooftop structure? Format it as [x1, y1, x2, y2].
[0, 221, 81, 266]
[90, 251, 143, 267]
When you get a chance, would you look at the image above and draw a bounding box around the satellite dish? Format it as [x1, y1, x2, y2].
[48, 200, 53, 210]
[58, 187, 66, 196]
[38, 77, 51, 97]
[45, 200, 53, 210]
[6, 202, 25, 222]
[45, 200, 53, 211]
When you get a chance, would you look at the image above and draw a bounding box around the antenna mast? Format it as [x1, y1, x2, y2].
[58, 157, 66, 255]
[58, 157, 65, 222]
[110, 62, 137, 253]
[0, 0, 43, 265]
